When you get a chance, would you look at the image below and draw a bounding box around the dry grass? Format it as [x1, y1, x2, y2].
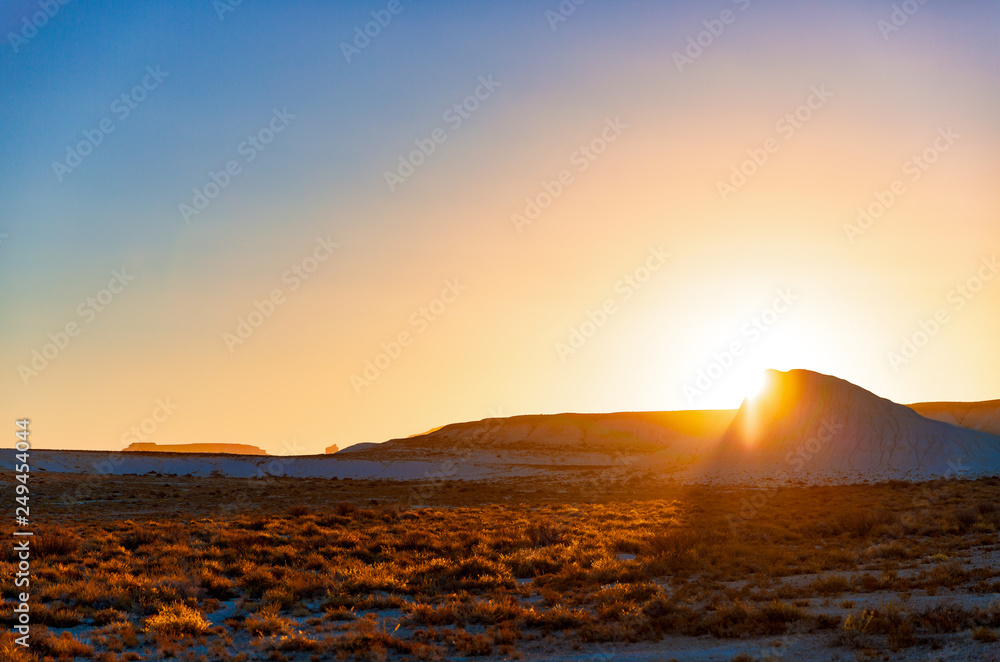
[3, 472, 1000, 659]
[34, 627, 95, 658]
[839, 600, 1000, 650]
[0, 632, 38, 662]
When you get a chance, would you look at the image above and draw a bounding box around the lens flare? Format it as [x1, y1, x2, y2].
[743, 370, 769, 402]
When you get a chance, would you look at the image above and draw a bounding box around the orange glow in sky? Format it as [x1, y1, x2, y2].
[2, 2, 999, 453]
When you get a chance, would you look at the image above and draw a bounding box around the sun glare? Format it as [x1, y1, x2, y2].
[742, 370, 769, 402]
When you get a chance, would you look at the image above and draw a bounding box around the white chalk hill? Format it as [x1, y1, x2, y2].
[692, 369, 1000, 482]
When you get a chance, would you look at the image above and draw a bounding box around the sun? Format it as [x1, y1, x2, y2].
[742, 370, 769, 402]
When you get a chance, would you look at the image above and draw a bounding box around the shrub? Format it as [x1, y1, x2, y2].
[707, 600, 805, 638]
[452, 631, 493, 656]
[398, 530, 430, 551]
[954, 507, 980, 531]
[810, 575, 850, 596]
[199, 569, 238, 599]
[841, 603, 915, 650]
[976, 500, 999, 516]
[593, 582, 660, 607]
[405, 602, 459, 626]
[834, 509, 895, 538]
[260, 633, 325, 652]
[474, 598, 528, 624]
[525, 605, 593, 630]
[813, 613, 841, 630]
[915, 602, 970, 633]
[89, 621, 139, 650]
[340, 562, 406, 594]
[35, 530, 81, 558]
[244, 604, 294, 636]
[840, 608, 875, 648]
[241, 514, 270, 530]
[34, 603, 83, 627]
[143, 602, 210, 636]
[972, 626, 999, 643]
[237, 561, 278, 597]
[644, 530, 699, 557]
[334, 501, 357, 516]
[527, 522, 567, 547]
[864, 540, 912, 560]
[120, 527, 158, 551]
[324, 608, 357, 621]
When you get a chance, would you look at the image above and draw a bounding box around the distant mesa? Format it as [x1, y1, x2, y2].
[325, 444, 340, 454]
[123, 442, 266, 455]
[909, 399, 1000, 437]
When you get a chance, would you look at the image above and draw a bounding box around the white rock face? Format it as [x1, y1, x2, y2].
[685, 369, 1000, 484]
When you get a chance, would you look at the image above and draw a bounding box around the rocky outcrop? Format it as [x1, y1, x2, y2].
[699, 369, 1000, 481]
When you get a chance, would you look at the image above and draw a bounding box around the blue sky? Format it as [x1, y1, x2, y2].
[3, 0, 999, 452]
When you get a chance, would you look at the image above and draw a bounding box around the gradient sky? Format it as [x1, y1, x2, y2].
[2, 0, 999, 454]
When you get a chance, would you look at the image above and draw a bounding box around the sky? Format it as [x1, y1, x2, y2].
[2, 0, 999, 454]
